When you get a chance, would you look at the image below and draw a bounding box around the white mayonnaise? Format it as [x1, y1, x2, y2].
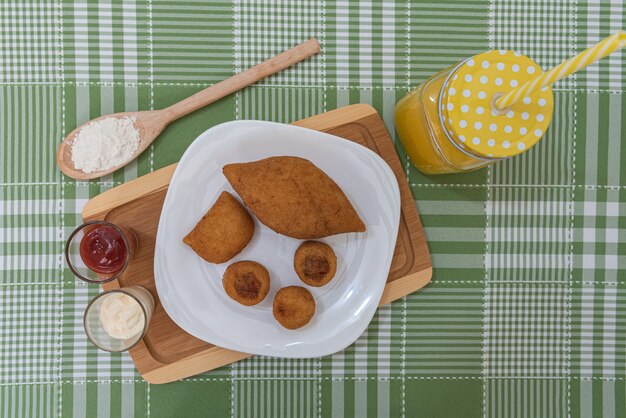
[99, 293, 145, 340]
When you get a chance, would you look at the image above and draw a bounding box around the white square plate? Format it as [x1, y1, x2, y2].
[154, 121, 400, 358]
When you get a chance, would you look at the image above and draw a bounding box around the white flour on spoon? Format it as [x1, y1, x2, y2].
[71, 116, 140, 173]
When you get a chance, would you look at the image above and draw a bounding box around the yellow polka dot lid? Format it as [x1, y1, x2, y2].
[440, 50, 554, 158]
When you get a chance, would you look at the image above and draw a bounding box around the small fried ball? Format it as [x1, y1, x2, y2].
[223, 261, 270, 306]
[294, 241, 337, 287]
[273, 286, 316, 330]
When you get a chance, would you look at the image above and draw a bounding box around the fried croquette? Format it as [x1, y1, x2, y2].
[183, 191, 254, 264]
[294, 241, 337, 287]
[223, 261, 270, 306]
[272, 286, 316, 330]
[223, 156, 366, 239]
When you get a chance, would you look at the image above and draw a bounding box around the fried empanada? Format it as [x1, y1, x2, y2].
[183, 191, 254, 264]
[223, 156, 366, 239]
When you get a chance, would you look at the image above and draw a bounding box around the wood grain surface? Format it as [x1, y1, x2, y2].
[82, 104, 432, 384]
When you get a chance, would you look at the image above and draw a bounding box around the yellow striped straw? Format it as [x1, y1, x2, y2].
[495, 30, 626, 110]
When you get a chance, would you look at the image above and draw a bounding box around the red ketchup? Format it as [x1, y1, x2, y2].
[79, 225, 127, 275]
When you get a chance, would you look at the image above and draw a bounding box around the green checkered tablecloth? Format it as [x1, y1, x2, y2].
[1, 1, 625, 417]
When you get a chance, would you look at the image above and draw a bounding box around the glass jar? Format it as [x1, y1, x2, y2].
[395, 51, 555, 175]
[83, 286, 154, 352]
[65, 220, 139, 284]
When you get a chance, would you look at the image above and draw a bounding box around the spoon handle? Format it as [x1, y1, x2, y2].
[162, 38, 321, 122]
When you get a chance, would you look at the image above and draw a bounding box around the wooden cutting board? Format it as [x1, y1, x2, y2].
[82, 104, 432, 384]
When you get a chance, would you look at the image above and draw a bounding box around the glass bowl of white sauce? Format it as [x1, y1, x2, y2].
[83, 286, 154, 352]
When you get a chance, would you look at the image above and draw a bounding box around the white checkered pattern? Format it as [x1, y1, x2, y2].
[0, 285, 61, 383]
[237, 0, 322, 86]
[0, 2, 59, 82]
[484, 284, 568, 377]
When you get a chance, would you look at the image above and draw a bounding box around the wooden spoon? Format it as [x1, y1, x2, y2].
[57, 38, 321, 180]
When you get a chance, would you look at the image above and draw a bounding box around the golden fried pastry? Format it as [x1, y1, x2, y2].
[294, 241, 337, 287]
[273, 286, 316, 330]
[223, 156, 366, 239]
[183, 191, 254, 264]
[223, 261, 270, 306]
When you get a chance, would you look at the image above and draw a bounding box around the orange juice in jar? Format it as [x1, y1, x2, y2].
[395, 51, 555, 175]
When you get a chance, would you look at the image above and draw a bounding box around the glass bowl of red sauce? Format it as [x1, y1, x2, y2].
[65, 221, 138, 284]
